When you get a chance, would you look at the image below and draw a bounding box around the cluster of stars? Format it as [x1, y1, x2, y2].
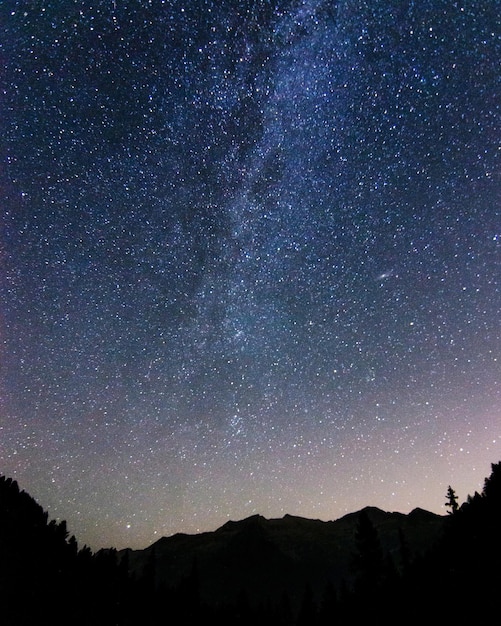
[1, 0, 500, 549]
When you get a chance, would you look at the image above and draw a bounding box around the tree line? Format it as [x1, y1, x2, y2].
[1, 462, 500, 624]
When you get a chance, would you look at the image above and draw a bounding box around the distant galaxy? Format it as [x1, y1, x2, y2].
[1, 0, 500, 550]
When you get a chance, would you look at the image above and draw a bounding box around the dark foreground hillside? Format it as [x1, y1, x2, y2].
[1, 463, 501, 625]
[123, 505, 443, 610]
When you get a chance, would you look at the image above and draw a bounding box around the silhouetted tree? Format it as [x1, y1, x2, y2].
[318, 580, 337, 625]
[296, 583, 317, 626]
[350, 510, 386, 622]
[397, 526, 411, 573]
[353, 510, 384, 586]
[172, 557, 202, 623]
[445, 485, 459, 514]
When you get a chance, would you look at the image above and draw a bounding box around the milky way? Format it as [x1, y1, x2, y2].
[1, 0, 500, 550]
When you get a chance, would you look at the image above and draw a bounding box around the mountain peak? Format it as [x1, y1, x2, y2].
[408, 507, 444, 520]
[218, 513, 266, 532]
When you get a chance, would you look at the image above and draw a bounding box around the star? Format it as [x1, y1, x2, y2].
[1, 0, 499, 551]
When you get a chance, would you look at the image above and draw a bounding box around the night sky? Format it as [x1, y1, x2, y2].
[1, 0, 500, 551]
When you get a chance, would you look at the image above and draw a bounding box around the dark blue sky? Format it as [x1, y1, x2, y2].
[1, 0, 500, 549]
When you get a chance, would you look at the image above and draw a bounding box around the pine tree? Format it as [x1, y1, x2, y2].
[353, 510, 384, 584]
[351, 509, 385, 622]
[296, 583, 316, 626]
[482, 461, 501, 509]
[445, 485, 459, 514]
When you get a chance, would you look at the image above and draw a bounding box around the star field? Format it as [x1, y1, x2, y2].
[1, 0, 500, 550]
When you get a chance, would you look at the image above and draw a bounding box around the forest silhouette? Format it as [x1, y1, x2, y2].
[1, 462, 500, 625]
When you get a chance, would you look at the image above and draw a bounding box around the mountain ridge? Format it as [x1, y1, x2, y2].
[144, 505, 441, 545]
[3, 462, 501, 624]
[122, 506, 445, 608]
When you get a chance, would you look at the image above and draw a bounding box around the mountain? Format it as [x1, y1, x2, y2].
[3, 463, 501, 624]
[122, 506, 444, 609]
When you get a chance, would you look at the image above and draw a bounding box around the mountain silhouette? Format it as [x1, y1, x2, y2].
[122, 506, 444, 609]
[3, 462, 501, 624]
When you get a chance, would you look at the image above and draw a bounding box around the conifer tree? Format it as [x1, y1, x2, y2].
[445, 485, 459, 514]
[353, 510, 384, 584]
[296, 583, 316, 626]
